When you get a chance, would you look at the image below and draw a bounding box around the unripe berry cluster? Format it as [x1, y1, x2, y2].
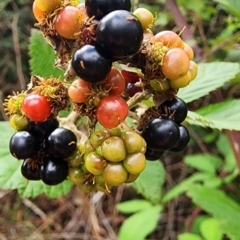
[68, 126, 146, 193]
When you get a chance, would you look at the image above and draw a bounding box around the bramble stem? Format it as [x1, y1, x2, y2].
[127, 89, 152, 109]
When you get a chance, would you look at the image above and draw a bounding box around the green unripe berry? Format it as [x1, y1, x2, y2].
[123, 152, 146, 175]
[85, 152, 107, 175]
[68, 168, 85, 185]
[103, 163, 128, 186]
[101, 136, 126, 162]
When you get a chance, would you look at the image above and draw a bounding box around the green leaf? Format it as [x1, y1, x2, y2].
[216, 134, 236, 171]
[117, 199, 153, 214]
[118, 205, 162, 240]
[200, 218, 223, 240]
[178, 62, 240, 103]
[162, 173, 209, 203]
[177, 233, 202, 240]
[187, 185, 240, 240]
[186, 99, 240, 131]
[131, 161, 165, 204]
[214, 0, 240, 19]
[29, 29, 64, 78]
[0, 122, 73, 198]
[184, 154, 222, 174]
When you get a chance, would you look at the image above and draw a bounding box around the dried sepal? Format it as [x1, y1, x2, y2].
[4, 91, 27, 116]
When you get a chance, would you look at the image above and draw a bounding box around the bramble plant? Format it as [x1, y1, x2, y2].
[1, 0, 240, 239]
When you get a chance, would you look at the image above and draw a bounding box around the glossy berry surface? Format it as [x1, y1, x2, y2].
[123, 152, 146, 174]
[96, 95, 128, 128]
[96, 10, 143, 58]
[54, 6, 86, 39]
[21, 159, 41, 180]
[159, 97, 188, 123]
[125, 82, 142, 97]
[21, 93, 52, 122]
[133, 8, 154, 29]
[170, 125, 190, 152]
[72, 44, 112, 82]
[68, 79, 92, 103]
[103, 162, 128, 186]
[10, 114, 28, 131]
[9, 131, 39, 159]
[102, 67, 126, 96]
[85, 152, 106, 175]
[40, 157, 69, 185]
[121, 70, 139, 83]
[161, 48, 190, 80]
[85, 0, 131, 20]
[35, 0, 61, 12]
[47, 127, 77, 158]
[145, 148, 164, 161]
[141, 118, 180, 151]
[101, 136, 127, 162]
[28, 118, 59, 137]
[154, 30, 184, 49]
[32, 1, 45, 22]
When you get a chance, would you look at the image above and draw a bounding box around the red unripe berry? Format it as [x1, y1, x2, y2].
[22, 93, 52, 122]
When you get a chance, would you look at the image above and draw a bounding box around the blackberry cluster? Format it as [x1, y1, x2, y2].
[141, 97, 190, 160]
[3, 0, 198, 193]
[9, 118, 77, 185]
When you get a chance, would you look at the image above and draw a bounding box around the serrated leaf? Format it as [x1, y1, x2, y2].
[187, 185, 240, 240]
[118, 205, 162, 240]
[131, 161, 165, 204]
[186, 99, 240, 131]
[117, 199, 153, 214]
[178, 62, 240, 103]
[0, 122, 73, 198]
[200, 218, 223, 240]
[29, 29, 64, 78]
[184, 154, 222, 174]
[214, 0, 240, 19]
[177, 233, 202, 240]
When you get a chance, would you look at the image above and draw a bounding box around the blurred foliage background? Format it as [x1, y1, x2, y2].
[1, 0, 240, 239]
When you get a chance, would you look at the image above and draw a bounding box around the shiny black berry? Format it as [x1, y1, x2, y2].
[85, 0, 131, 20]
[169, 125, 190, 152]
[46, 127, 77, 158]
[145, 148, 164, 161]
[125, 82, 142, 97]
[96, 10, 143, 58]
[141, 118, 180, 151]
[158, 97, 188, 123]
[9, 131, 39, 159]
[21, 159, 41, 180]
[40, 157, 69, 185]
[28, 118, 59, 137]
[72, 44, 112, 82]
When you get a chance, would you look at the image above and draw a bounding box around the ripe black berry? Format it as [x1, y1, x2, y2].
[21, 159, 41, 180]
[125, 82, 142, 97]
[141, 118, 180, 151]
[158, 97, 188, 123]
[96, 10, 143, 58]
[85, 0, 131, 20]
[72, 44, 112, 82]
[46, 127, 77, 158]
[169, 125, 190, 152]
[9, 131, 39, 159]
[145, 148, 164, 161]
[40, 157, 69, 185]
[28, 118, 59, 137]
